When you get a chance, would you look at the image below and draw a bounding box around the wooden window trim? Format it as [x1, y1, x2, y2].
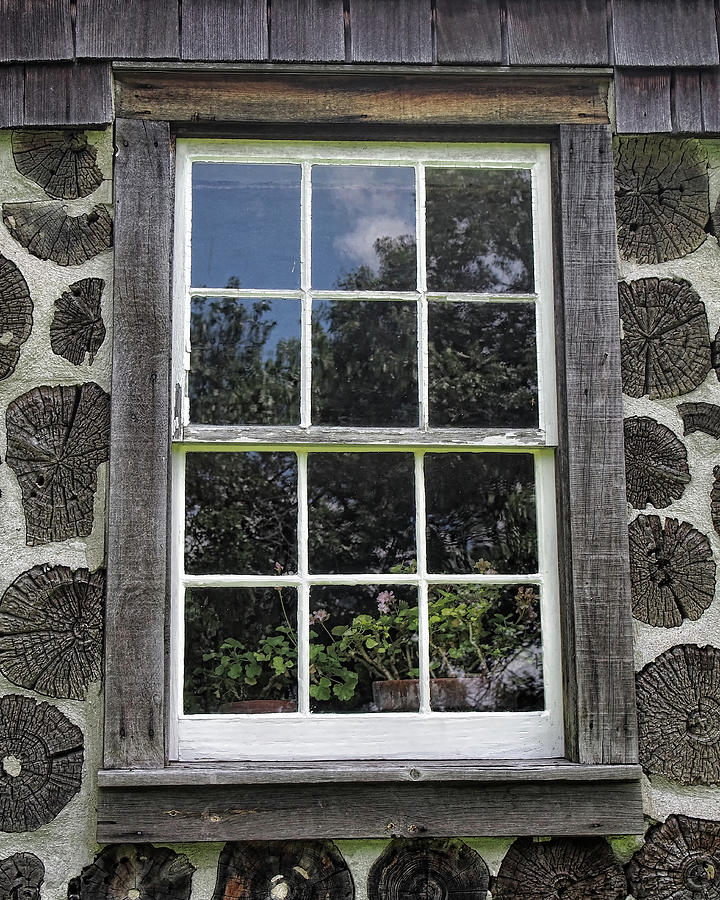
[100, 73, 641, 841]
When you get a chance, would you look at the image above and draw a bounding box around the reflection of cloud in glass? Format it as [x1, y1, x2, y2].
[312, 165, 416, 289]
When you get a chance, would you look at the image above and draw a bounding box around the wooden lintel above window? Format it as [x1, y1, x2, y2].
[113, 68, 610, 127]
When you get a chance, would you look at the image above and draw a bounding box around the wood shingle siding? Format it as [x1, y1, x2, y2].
[0, 0, 73, 63]
[434, 0, 502, 65]
[270, 0, 345, 63]
[76, 0, 181, 59]
[612, 0, 719, 67]
[349, 0, 432, 63]
[506, 0, 610, 66]
[181, 0, 269, 61]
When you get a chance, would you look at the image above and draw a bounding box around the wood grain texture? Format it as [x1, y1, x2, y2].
[494, 837, 626, 900]
[181, 0, 268, 61]
[349, 0, 432, 63]
[0, 66, 23, 128]
[2, 201, 113, 266]
[619, 278, 711, 398]
[104, 119, 173, 769]
[557, 126, 637, 765]
[624, 417, 690, 509]
[701, 68, 720, 132]
[712, 466, 720, 537]
[98, 761, 643, 787]
[115, 71, 610, 126]
[615, 69, 672, 133]
[70, 844, 194, 900]
[672, 70, 703, 133]
[96, 778, 644, 842]
[626, 814, 720, 899]
[629, 515, 715, 627]
[678, 402, 720, 438]
[0, 564, 105, 700]
[614, 138, 709, 263]
[23, 63, 113, 127]
[636, 645, 720, 785]
[212, 841, 353, 900]
[76, 0, 180, 58]
[0, 0, 73, 62]
[0, 854, 44, 900]
[0, 253, 33, 380]
[613, 0, 719, 66]
[12, 131, 104, 200]
[369, 839, 488, 900]
[507, 0, 609, 65]
[51, 278, 106, 365]
[0, 694, 83, 832]
[5, 383, 110, 546]
[435, 0, 502, 64]
[271, 0, 344, 62]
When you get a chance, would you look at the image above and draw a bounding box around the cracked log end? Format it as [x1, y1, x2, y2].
[369, 839, 489, 900]
[624, 416, 690, 509]
[2, 201, 112, 266]
[637, 645, 720, 785]
[50, 278, 106, 365]
[615, 136, 709, 264]
[12, 130, 103, 200]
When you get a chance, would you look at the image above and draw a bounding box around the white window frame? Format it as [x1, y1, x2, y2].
[169, 139, 562, 762]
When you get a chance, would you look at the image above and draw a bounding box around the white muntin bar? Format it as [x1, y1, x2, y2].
[297, 450, 310, 714]
[416, 163, 429, 431]
[415, 452, 430, 713]
[181, 572, 544, 588]
[300, 161, 313, 429]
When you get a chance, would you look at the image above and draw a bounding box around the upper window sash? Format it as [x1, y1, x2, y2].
[172, 140, 557, 447]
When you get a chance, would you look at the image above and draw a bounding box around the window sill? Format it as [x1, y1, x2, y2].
[97, 760, 643, 842]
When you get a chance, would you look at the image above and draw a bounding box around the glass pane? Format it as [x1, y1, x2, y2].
[425, 168, 534, 293]
[308, 453, 416, 574]
[184, 586, 298, 714]
[312, 165, 416, 290]
[308, 585, 418, 713]
[190, 296, 301, 425]
[428, 583, 543, 711]
[191, 162, 301, 290]
[428, 301, 538, 428]
[425, 453, 537, 574]
[312, 300, 418, 426]
[185, 452, 297, 575]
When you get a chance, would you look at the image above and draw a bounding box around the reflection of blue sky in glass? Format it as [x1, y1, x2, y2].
[191, 163, 301, 290]
[311, 166, 416, 290]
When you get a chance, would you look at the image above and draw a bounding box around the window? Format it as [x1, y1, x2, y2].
[99, 70, 641, 841]
[171, 141, 563, 761]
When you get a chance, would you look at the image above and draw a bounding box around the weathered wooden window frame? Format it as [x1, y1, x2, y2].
[98, 68, 642, 843]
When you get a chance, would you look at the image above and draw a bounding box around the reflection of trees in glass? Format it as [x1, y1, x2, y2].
[190, 295, 300, 425]
[185, 452, 298, 576]
[425, 453, 537, 575]
[429, 301, 538, 428]
[312, 300, 418, 426]
[425, 167, 534, 293]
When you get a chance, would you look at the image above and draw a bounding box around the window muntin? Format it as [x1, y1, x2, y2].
[170, 140, 561, 762]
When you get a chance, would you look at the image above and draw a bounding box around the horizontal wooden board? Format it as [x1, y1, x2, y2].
[115, 70, 610, 126]
[97, 778, 643, 841]
[349, 0, 432, 63]
[613, 0, 719, 66]
[0, 65, 23, 128]
[23, 63, 113, 127]
[76, 0, 180, 59]
[181, 0, 268, 61]
[435, 0, 502, 64]
[0, 0, 73, 62]
[271, 0, 345, 62]
[615, 68, 672, 133]
[507, 0, 609, 65]
[98, 761, 643, 787]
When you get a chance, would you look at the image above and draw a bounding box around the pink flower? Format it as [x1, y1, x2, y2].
[274, 561, 284, 574]
[309, 609, 329, 625]
[377, 590, 396, 613]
